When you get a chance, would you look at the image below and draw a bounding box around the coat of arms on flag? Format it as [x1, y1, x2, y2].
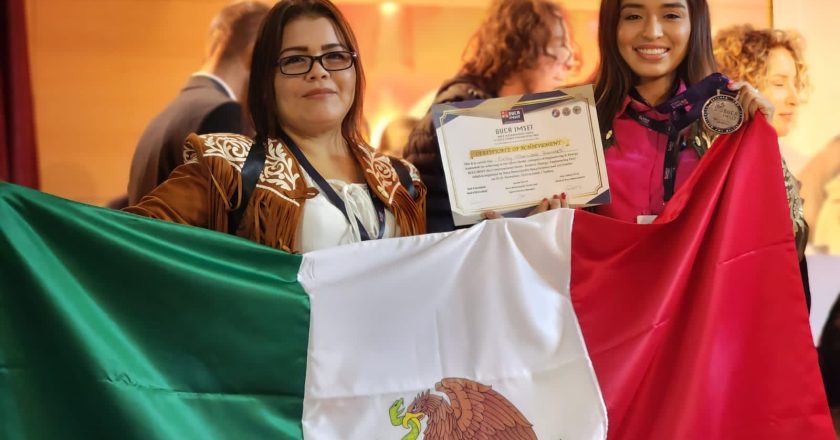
[0, 118, 834, 439]
[388, 378, 537, 440]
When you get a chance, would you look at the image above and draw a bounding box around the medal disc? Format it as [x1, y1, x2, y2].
[702, 94, 744, 134]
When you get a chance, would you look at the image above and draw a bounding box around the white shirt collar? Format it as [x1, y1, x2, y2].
[192, 72, 236, 100]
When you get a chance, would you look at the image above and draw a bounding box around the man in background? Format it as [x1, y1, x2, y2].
[126, 1, 269, 205]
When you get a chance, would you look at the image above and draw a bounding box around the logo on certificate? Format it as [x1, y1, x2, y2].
[500, 109, 525, 125]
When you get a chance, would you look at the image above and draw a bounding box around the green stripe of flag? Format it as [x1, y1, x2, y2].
[0, 183, 309, 440]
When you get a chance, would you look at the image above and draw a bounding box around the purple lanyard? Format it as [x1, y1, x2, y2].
[625, 73, 733, 201]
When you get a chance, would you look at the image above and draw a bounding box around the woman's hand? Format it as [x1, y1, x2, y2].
[727, 81, 774, 122]
[482, 193, 568, 220]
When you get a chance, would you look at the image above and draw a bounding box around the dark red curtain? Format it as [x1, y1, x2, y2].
[1, 0, 39, 188]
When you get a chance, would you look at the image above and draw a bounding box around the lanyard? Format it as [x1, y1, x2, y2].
[625, 73, 733, 202]
[277, 130, 386, 241]
[624, 105, 686, 202]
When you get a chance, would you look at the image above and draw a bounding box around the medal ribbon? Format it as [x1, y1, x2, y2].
[626, 73, 734, 201]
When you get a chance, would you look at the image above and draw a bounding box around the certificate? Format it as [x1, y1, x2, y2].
[432, 85, 610, 226]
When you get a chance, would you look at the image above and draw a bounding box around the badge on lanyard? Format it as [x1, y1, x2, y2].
[701, 92, 744, 135]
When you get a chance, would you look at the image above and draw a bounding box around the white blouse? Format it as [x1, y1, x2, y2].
[296, 170, 398, 253]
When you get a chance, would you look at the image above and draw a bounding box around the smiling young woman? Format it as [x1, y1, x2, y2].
[595, 0, 714, 133]
[592, 0, 792, 224]
[125, 0, 427, 253]
[592, 0, 810, 299]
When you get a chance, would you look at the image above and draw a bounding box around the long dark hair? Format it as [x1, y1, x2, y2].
[248, 0, 367, 148]
[594, 0, 716, 133]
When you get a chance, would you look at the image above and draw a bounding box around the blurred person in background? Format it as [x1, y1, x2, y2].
[377, 116, 418, 158]
[126, 1, 270, 206]
[714, 25, 810, 172]
[404, 0, 580, 233]
[800, 137, 840, 253]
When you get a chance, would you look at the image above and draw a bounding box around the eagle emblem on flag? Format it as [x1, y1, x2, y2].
[388, 377, 537, 439]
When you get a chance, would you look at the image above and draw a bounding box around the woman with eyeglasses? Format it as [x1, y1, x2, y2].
[404, 0, 580, 233]
[126, 0, 426, 253]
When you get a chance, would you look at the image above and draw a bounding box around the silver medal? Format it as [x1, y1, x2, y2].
[702, 93, 744, 135]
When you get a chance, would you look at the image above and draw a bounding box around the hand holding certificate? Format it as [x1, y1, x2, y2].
[432, 85, 611, 226]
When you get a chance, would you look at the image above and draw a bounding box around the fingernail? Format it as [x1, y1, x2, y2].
[543, 198, 548, 202]
[561, 192, 567, 200]
[552, 194, 560, 200]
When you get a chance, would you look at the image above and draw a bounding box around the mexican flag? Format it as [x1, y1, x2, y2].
[0, 118, 833, 439]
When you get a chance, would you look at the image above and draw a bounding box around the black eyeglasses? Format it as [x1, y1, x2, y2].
[276, 51, 357, 75]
